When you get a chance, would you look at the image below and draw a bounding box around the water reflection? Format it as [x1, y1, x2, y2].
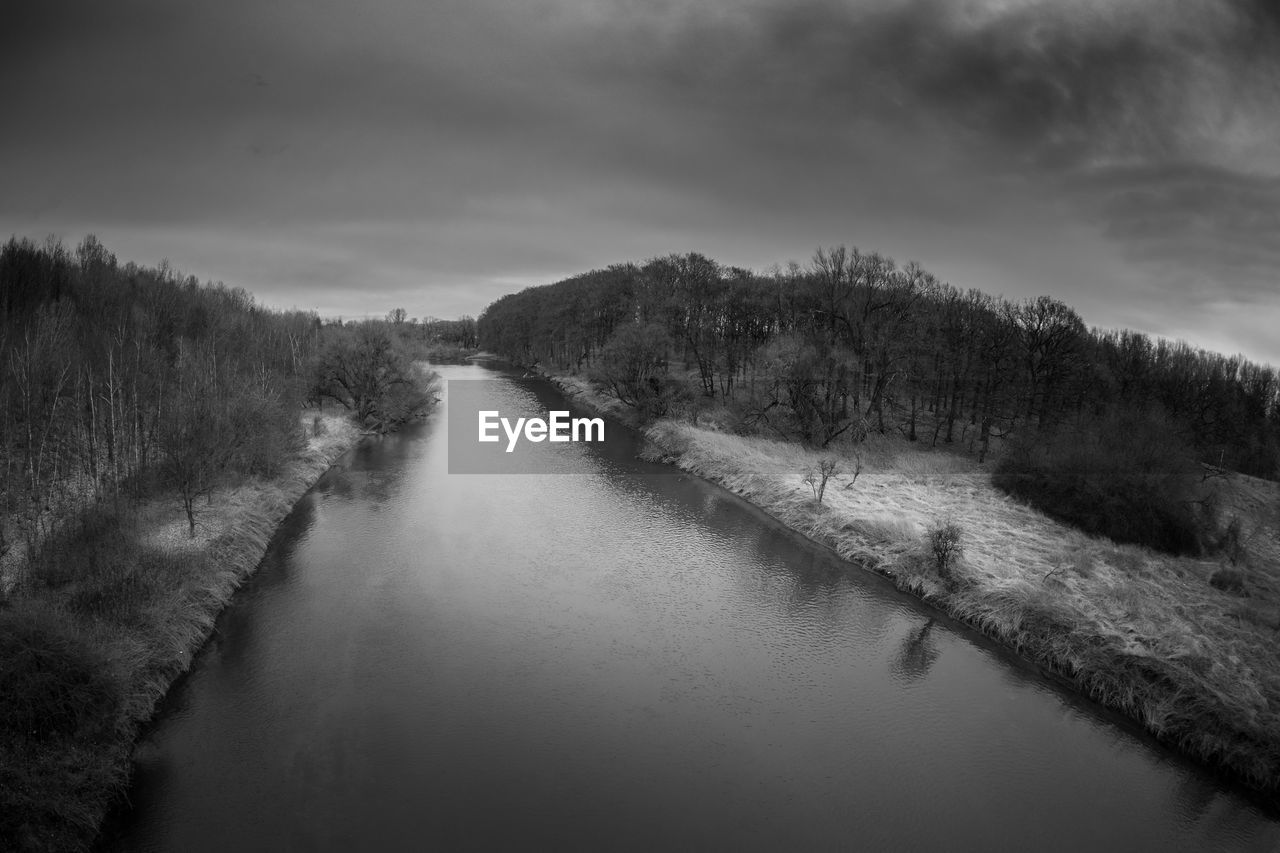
[110, 363, 1280, 853]
[892, 618, 940, 683]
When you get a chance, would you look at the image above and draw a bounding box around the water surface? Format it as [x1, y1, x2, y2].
[111, 363, 1280, 851]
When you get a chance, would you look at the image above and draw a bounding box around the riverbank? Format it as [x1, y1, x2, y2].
[543, 371, 1280, 802]
[1, 409, 363, 852]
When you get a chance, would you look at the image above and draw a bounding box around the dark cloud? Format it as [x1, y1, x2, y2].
[1, 0, 1278, 365]
[576, 0, 1277, 167]
[1072, 164, 1280, 299]
[553, 1, 1280, 311]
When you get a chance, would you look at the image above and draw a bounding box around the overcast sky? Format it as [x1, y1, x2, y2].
[4, 0, 1279, 365]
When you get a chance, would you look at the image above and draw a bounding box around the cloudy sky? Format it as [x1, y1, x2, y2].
[4, 0, 1279, 364]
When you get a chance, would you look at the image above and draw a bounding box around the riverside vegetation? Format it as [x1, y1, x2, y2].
[480, 249, 1280, 799]
[0, 236, 441, 852]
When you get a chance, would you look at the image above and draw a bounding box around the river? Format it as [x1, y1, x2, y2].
[108, 363, 1280, 852]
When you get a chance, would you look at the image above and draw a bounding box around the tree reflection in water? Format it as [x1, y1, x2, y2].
[892, 618, 939, 683]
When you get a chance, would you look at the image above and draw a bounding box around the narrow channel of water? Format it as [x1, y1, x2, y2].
[109, 363, 1280, 851]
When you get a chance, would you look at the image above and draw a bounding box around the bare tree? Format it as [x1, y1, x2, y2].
[803, 456, 841, 504]
[157, 346, 234, 536]
[315, 321, 434, 430]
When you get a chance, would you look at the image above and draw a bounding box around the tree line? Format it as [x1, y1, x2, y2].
[0, 234, 435, 556]
[478, 249, 1280, 553]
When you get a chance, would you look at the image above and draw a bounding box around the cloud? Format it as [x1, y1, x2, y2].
[1069, 163, 1280, 300]
[2, 0, 1278, 365]
[553, 1, 1280, 337]
[585, 0, 1280, 168]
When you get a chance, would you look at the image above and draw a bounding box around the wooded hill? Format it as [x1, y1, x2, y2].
[0, 235, 434, 554]
[0, 235, 317, 555]
[479, 250, 1280, 554]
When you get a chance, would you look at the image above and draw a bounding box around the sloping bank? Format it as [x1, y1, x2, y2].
[543, 371, 1280, 804]
[1, 410, 385, 852]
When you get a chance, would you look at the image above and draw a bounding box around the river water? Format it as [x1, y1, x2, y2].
[110, 363, 1280, 852]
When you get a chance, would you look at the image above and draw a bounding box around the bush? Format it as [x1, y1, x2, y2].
[314, 321, 440, 430]
[0, 608, 122, 743]
[590, 322, 685, 421]
[993, 406, 1211, 556]
[1214, 516, 1247, 566]
[802, 457, 841, 504]
[0, 606, 127, 851]
[1210, 566, 1247, 595]
[227, 386, 306, 479]
[420, 341, 474, 363]
[23, 505, 192, 626]
[65, 547, 194, 628]
[25, 507, 135, 590]
[928, 521, 963, 579]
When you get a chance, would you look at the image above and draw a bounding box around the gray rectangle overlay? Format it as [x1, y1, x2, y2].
[447, 378, 629, 474]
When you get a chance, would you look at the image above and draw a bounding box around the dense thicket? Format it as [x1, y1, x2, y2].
[0, 235, 322, 557]
[417, 314, 477, 350]
[992, 407, 1214, 554]
[479, 249, 1280, 551]
[0, 235, 440, 555]
[313, 321, 439, 431]
[365, 310, 478, 363]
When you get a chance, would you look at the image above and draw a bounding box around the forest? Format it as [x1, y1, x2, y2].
[0, 235, 440, 552]
[0, 235, 437, 851]
[479, 250, 1280, 554]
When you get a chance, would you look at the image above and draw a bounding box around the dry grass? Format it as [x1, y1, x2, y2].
[543, 372, 634, 422]
[533, 371, 1280, 794]
[2, 411, 362, 852]
[639, 418, 1280, 796]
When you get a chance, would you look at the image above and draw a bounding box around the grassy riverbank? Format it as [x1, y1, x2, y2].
[546, 372, 1280, 801]
[0, 411, 360, 852]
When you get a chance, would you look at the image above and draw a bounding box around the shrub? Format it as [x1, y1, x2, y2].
[1210, 566, 1247, 595]
[802, 457, 841, 504]
[928, 521, 964, 580]
[421, 341, 474, 363]
[1214, 516, 1248, 566]
[314, 321, 440, 430]
[589, 322, 688, 421]
[25, 507, 135, 590]
[23, 504, 199, 628]
[0, 606, 127, 851]
[0, 608, 122, 743]
[227, 386, 306, 479]
[993, 405, 1210, 555]
[65, 548, 193, 627]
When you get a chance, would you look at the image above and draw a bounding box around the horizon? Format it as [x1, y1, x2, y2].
[16, 236, 1275, 372]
